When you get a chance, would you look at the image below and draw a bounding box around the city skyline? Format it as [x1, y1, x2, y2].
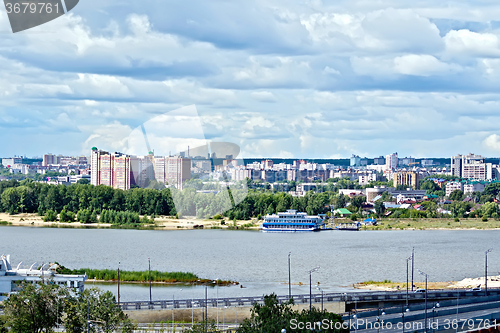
[3, 1, 500, 158]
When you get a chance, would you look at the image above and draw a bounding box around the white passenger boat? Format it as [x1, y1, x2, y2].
[260, 209, 325, 232]
[0, 254, 87, 301]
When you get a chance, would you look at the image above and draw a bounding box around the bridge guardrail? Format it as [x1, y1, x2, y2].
[119, 288, 500, 311]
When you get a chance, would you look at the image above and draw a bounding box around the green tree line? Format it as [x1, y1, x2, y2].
[0, 179, 176, 218]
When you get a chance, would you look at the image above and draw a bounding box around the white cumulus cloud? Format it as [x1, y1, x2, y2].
[393, 54, 462, 77]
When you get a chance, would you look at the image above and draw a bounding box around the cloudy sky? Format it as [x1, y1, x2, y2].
[2, 0, 500, 159]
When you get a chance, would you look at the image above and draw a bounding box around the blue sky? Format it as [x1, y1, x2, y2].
[2, 0, 500, 159]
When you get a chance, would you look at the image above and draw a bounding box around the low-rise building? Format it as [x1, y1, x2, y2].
[0, 255, 87, 301]
[445, 181, 464, 197]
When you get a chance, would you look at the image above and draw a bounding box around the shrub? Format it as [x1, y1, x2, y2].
[454, 217, 460, 222]
[212, 214, 222, 220]
[77, 209, 91, 223]
[59, 209, 75, 222]
[43, 209, 57, 222]
[90, 210, 98, 223]
[482, 216, 488, 222]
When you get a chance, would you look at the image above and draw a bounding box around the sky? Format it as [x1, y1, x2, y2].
[2, 0, 500, 159]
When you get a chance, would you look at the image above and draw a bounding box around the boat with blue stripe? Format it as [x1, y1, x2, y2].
[260, 209, 325, 232]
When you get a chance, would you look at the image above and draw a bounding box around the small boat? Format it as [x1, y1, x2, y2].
[334, 222, 360, 231]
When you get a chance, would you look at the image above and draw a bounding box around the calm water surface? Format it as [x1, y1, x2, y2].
[1, 226, 498, 301]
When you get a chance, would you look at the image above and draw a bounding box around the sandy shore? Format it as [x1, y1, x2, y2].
[355, 275, 500, 291]
[0, 212, 259, 230]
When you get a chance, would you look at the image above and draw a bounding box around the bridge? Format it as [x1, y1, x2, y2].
[119, 288, 500, 311]
[343, 294, 500, 332]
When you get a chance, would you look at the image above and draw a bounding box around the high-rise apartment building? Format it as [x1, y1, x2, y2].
[451, 154, 462, 177]
[90, 148, 132, 190]
[91, 148, 188, 190]
[153, 156, 191, 189]
[385, 153, 398, 170]
[350, 155, 361, 167]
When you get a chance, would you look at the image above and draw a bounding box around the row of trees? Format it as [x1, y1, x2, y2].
[42, 209, 145, 225]
[0, 179, 176, 217]
[0, 283, 134, 333]
[2, 177, 500, 221]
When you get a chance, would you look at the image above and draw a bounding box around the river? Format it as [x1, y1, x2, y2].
[1, 226, 498, 301]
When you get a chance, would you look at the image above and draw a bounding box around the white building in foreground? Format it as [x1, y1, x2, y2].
[0, 255, 87, 301]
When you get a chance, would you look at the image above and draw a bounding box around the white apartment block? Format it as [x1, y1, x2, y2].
[358, 174, 377, 185]
[446, 181, 464, 197]
[451, 153, 495, 180]
[2, 157, 22, 167]
[230, 168, 251, 181]
[462, 161, 493, 180]
[463, 182, 486, 194]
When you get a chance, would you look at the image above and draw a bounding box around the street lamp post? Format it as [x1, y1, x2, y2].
[432, 302, 440, 333]
[418, 269, 428, 333]
[205, 285, 208, 333]
[316, 286, 324, 312]
[87, 294, 90, 333]
[214, 279, 219, 330]
[412, 248, 415, 291]
[117, 262, 120, 304]
[485, 248, 493, 296]
[406, 256, 412, 307]
[353, 297, 358, 333]
[192, 301, 197, 327]
[376, 309, 385, 333]
[148, 258, 152, 305]
[308, 266, 320, 311]
[223, 305, 227, 331]
[456, 285, 460, 333]
[288, 252, 291, 301]
[192, 282, 195, 327]
[402, 308, 409, 333]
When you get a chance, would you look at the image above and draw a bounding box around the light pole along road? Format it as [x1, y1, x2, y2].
[308, 266, 320, 311]
[417, 269, 428, 333]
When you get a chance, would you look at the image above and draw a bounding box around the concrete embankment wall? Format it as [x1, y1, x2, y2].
[126, 302, 345, 323]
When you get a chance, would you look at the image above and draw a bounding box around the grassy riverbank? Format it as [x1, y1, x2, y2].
[56, 264, 238, 285]
[361, 218, 500, 230]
